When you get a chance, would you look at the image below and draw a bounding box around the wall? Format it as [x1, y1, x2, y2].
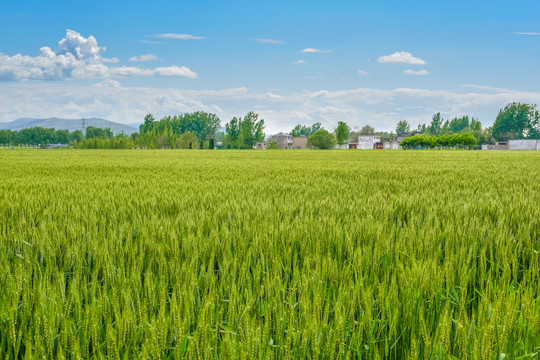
[482, 144, 509, 150]
[508, 139, 540, 150]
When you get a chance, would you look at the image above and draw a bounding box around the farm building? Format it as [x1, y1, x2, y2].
[357, 135, 381, 149]
[292, 136, 308, 149]
[268, 133, 293, 149]
[255, 141, 266, 150]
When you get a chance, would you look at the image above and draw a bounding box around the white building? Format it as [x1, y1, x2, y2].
[357, 135, 381, 149]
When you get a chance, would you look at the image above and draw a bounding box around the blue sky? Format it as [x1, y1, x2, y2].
[1, 0, 539, 133]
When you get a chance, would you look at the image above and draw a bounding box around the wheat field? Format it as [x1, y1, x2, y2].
[1, 149, 539, 359]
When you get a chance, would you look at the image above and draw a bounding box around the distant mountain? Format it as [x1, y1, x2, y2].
[0, 117, 138, 135]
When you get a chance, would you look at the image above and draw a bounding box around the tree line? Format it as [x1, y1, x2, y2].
[1, 102, 537, 149]
[0, 126, 116, 147]
[395, 102, 539, 142]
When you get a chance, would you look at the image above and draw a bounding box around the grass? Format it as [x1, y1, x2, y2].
[1, 149, 539, 359]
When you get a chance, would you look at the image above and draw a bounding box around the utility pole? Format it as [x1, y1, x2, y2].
[82, 118, 86, 134]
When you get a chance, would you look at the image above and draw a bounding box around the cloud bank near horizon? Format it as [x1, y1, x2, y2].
[0, 30, 197, 81]
[1, 82, 539, 134]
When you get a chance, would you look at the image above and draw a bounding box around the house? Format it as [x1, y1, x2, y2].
[255, 141, 266, 150]
[357, 135, 381, 149]
[348, 143, 358, 149]
[291, 136, 308, 149]
[268, 133, 293, 149]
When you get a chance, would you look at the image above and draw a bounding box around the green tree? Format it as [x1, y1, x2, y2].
[70, 130, 84, 143]
[266, 140, 278, 149]
[55, 129, 70, 144]
[85, 126, 113, 139]
[448, 116, 470, 133]
[170, 112, 221, 141]
[307, 129, 336, 149]
[470, 118, 482, 132]
[396, 120, 411, 134]
[291, 122, 322, 137]
[176, 131, 199, 149]
[225, 117, 240, 145]
[335, 121, 350, 146]
[359, 125, 375, 135]
[0, 129, 13, 144]
[140, 113, 155, 134]
[427, 113, 443, 135]
[224, 112, 265, 149]
[492, 102, 540, 140]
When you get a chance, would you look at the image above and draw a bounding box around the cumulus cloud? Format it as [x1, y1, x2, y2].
[149, 33, 204, 40]
[358, 70, 368, 76]
[404, 69, 429, 76]
[378, 51, 426, 65]
[0, 30, 197, 81]
[254, 38, 285, 44]
[301, 48, 332, 53]
[153, 65, 196, 77]
[129, 54, 158, 62]
[291, 60, 307, 64]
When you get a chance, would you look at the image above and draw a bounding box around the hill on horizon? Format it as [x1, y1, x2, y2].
[0, 117, 138, 135]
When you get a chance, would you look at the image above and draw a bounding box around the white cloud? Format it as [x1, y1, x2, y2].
[153, 65, 196, 77]
[254, 38, 285, 44]
[301, 48, 332, 53]
[129, 54, 158, 62]
[378, 51, 426, 65]
[149, 33, 204, 40]
[358, 70, 368, 76]
[404, 69, 429, 76]
[511, 32, 540, 35]
[0, 29, 197, 81]
[460, 84, 512, 92]
[291, 60, 307, 64]
[3, 83, 540, 134]
[92, 79, 121, 88]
